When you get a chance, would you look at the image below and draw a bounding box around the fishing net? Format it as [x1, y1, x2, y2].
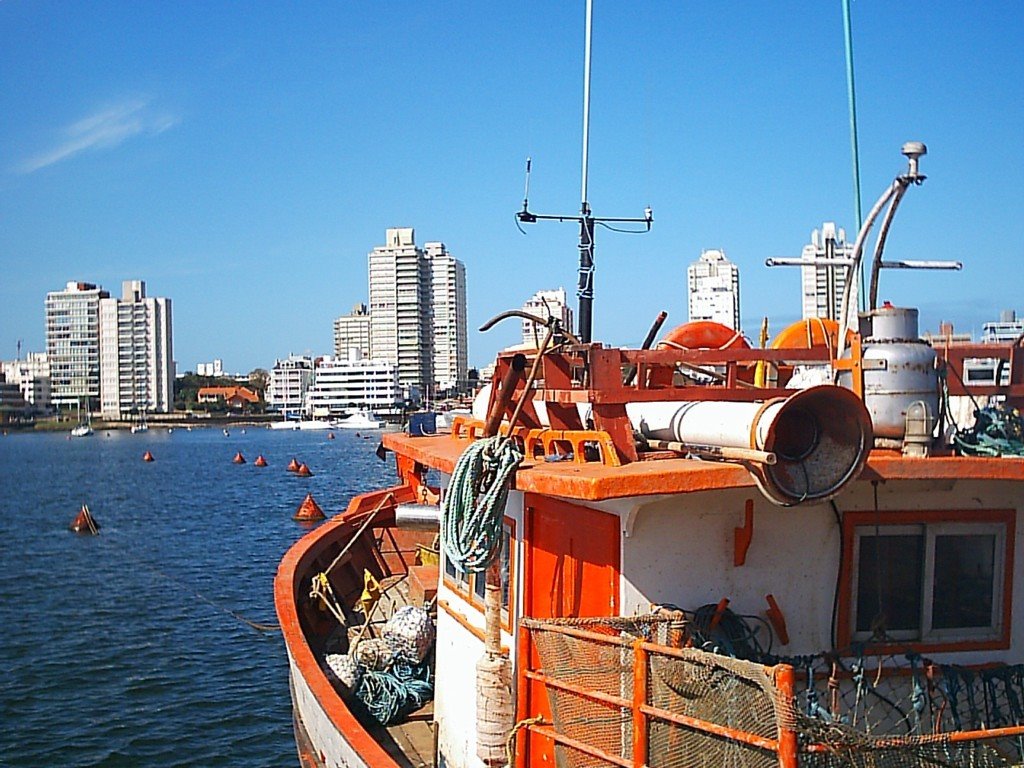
[522, 616, 1024, 768]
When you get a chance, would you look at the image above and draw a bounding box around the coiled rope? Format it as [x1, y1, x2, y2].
[442, 436, 523, 574]
[355, 660, 433, 726]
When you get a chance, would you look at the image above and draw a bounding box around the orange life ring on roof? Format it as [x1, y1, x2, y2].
[657, 320, 750, 351]
[650, 321, 750, 387]
[770, 318, 846, 351]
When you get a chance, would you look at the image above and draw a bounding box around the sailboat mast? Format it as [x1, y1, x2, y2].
[841, 0, 865, 309]
[577, 0, 596, 343]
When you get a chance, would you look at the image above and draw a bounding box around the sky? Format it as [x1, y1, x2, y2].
[1, 1, 1022, 374]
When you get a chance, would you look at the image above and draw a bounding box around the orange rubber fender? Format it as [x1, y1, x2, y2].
[770, 317, 847, 351]
[657, 320, 749, 351]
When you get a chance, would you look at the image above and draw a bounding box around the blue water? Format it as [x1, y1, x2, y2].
[0, 427, 395, 767]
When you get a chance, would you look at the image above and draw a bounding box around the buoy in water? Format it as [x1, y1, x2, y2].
[142, 450, 155, 462]
[287, 457, 301, 472]
[296, 463, 313, 477]
[70, 504, 99, 534]
[233, 452, 246, 464]
[327, 432, 335, 440]
[254, 454, 268, 467]
[294, 492, 325, 521]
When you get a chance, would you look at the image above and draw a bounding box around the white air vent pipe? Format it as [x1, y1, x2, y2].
[626, 385, 873, 506]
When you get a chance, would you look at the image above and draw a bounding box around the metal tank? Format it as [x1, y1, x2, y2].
[846, 305, 939, 440]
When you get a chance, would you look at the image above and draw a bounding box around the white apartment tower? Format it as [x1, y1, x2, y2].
[426, 241, 468, 395]
[687, 250, 741, 329]
[99, 280, 174, 419]
[801, 222, 857, 327]
[334, 303, 372, 360]
[521, 288, 574, 347]
[45, 281, 109, 408]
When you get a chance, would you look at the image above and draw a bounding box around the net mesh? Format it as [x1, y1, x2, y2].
[522, 616, 1024, 768]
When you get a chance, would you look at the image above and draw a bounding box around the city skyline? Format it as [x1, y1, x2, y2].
[2, 3, 1021, 371]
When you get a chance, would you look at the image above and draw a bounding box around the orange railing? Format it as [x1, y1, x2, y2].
[515, 621, 1024, 768]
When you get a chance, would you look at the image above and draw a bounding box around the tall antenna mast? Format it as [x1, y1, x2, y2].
[842, 0, 865, 310]
[517, 0, 652, 344]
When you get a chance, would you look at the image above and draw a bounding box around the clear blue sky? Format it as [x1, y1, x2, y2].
[2, 2, 1022, 373]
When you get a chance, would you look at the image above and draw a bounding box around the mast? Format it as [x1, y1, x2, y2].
[841, 0, 865, 309]
[517, 0, 652, 344]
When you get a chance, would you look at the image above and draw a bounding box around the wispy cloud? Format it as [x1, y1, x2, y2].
[19, 98, 179, 173]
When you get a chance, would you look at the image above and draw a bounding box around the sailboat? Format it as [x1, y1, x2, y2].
[130, 408, 149, 434]
[70, 399, 92, 437]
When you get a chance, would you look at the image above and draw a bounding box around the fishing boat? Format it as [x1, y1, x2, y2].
[275, 9, 1024, 768]
[275, 145, 1024, 768]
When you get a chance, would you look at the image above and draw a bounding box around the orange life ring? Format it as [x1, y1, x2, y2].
[770, 318, 846, 352]
[657, 320, 750, 351]
[650, 321, 750, 386]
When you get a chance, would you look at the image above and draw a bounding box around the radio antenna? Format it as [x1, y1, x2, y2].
[515, 0, 652, 344]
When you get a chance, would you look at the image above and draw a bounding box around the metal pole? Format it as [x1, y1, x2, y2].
[578, 0, 595, 343]
[842, 0, 865, 310]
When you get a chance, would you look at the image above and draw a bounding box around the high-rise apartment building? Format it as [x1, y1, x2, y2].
[369, 228, 432, 398]
[45, 281, 109, 408]
[687, 250, 741, 330]
[521, 288, 574, 347]
[99, 280, 174, 419]
[266, 355, 314, 416]
[334, 303, 372, 360]
[426, 241, 467, 395]
[800, 223, 856, 327]
[368, 228, 468, 399]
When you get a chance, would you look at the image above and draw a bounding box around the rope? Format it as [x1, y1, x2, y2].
[506, 715, 546, 766]
[953, 404, 1024, 457]
[354, 660, 433, 726]
[442, 436, 523, 574]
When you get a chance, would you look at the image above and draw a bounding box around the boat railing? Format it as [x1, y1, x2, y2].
[515, 616, 1024, 768]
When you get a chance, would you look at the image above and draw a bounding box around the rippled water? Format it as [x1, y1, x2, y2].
[0, 427, 395, 767]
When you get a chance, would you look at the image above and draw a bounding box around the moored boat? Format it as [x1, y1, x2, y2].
[335, 412, 386, 431]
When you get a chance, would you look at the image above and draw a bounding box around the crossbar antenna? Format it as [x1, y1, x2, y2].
[515, 0, 652, 344]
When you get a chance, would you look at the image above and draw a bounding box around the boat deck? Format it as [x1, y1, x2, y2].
[383, 432, 1024, 501]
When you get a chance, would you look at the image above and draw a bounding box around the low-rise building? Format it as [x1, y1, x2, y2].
[1, 352, 51, 413]
[305, 354, 402, 417]
[196, 386, 259, 410]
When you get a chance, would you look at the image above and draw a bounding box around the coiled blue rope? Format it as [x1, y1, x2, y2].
[442, 436, 523, 574]
[355, 660, 433, 726]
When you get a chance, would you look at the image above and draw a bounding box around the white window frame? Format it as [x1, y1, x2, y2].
[851, 521, 1006, 645]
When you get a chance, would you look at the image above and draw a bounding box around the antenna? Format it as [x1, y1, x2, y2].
[515, 0, 652, 344]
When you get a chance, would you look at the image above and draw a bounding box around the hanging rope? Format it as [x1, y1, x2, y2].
[443, 436, 523, 574]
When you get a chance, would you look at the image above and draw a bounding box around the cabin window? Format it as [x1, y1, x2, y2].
[850, 516, 1010, 647]
[443, 517, 515, 626]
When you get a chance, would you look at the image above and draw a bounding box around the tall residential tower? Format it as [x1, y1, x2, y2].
[45, 281, 109, 408]
[99, 280, 174, 419]
[687, 249, 741, 329]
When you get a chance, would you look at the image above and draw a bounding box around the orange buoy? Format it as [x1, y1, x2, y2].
[294, 492, 325, 521]
[233, 452, 246, 464]
[657, 320, 749, 352]
[254, 454, 268, 467]
[327, 432, 335, 440]
[287, 457, 301, 472]
[770, 317, 846, 350]
[70, 504, 99, 534]
[142, 450, 155, 462]
[296, 463, 313, 477]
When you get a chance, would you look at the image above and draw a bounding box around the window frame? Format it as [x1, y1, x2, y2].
[839, 509, 1014, 654]
[442, 516, 516, 632]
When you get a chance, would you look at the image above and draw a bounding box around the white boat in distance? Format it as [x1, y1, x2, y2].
[333, 411, 385, 430]
[70, 424, 93, 437]
[297, 419, 336, 430]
